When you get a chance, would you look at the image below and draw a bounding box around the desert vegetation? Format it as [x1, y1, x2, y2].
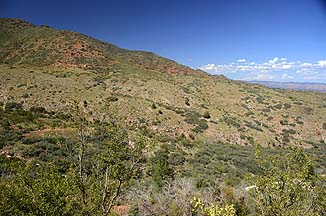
[0, 103, 325, 215]
[0, 18, 325, 215]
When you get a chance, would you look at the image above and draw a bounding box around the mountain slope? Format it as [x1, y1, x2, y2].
[0, 18, 207, 77]
[0, 18, 326, 150]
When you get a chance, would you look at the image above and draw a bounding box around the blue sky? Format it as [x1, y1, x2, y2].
[1, 0, 326, 82]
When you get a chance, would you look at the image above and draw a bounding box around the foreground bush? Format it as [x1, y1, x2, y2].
[249, 147, 325, 216]
[0, 119, 147, 216]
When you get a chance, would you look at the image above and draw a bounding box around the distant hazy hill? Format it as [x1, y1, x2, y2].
[248, 81, 326, 92]
[0, 18, 326, 149]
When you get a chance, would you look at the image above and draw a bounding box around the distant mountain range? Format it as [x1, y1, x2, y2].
[247, 81, 326, 92]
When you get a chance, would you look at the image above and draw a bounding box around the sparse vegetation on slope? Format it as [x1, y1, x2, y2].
[0, 18, 325, 215]
[0, 18, 208, 77]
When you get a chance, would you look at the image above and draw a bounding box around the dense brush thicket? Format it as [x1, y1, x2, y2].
[0, 103, 325, 215]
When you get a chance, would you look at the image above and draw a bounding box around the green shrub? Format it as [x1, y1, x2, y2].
[185, 97, 190, 106]
[297, 120, 304, 125]
[304, 107, 313, 115]
[222, 115, 240, 128]
[0, 161, 80, 215]
[0, 130, 23, 147]
[151, 145, 174, 188]
[203, 111, 211, 119]
[9, 110, 35, 124]
[185, 111, 202, 125]
[169, 152, 185, 166]
[283, 128, 296, 135]
[106, 96, 118, 102]
[262, 108, 271, 113]
[249, 147, 325, 216]
[5, 102, 22, 111]
[293, 101, 303, 105]
[274, 103, 283, 110]
[283, 103, 292, 109]
[192, 119, 208, 133]
[30, 106, 47, 114]
[280, 119, 288, 125]
[245, 121, 263, 132]
[21, 93, 29, 98]
[175, 109, 184, 114]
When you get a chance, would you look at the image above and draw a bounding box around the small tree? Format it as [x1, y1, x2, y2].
[69, 101, 148, 215]
[97, 124, 145, 216]
[151, 144, 174, 189]
[0, 160, 79, 215]
[249, 147, 325, 216]
[75, 117, 146, 216]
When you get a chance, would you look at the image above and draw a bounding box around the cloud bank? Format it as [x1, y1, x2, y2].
[199, 58, 326, 82]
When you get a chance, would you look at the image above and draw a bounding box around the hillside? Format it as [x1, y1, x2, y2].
[0, 18, 326, 150]
[0, 18, 207, 77]
[1, 18, 326, 215]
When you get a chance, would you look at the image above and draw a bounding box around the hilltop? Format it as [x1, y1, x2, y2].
[0, 18, 208, 77]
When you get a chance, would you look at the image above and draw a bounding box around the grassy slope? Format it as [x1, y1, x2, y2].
[0, 18, 326, 154]
[1, 18, 326, 187]
[1, 64, 325, 149]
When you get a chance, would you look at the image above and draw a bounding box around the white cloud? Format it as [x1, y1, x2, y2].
[237, 59, 247, 63]
[296, 69, 320, 75]
[200, 63, 216, 71]
[199, 58, 326, 82]
[300, 63, 313, 67]
[318, 60, 326, 67]
[281, 73, 293, 80]
[282, 65, 292, 69]
[268, 57, 279, 65]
